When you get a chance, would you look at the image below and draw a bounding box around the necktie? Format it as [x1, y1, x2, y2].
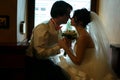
[55, 26, 62, 30]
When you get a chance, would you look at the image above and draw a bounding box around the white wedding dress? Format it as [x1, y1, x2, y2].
[58, 48, 117, 80]
[56, 12, 117, 80]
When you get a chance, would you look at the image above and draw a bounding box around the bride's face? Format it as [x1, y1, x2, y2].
[70, 18, 76, 26]
[70, 17, 79, 29]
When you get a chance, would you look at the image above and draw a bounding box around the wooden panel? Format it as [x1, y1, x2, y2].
[0, 45, 28, 80]
[110, 44, 120, 78]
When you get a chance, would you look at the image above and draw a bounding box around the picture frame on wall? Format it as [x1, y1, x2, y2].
[0, 15, 9, 29]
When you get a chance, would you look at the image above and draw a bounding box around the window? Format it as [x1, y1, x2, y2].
[34, 0, 91, 26]
[27, 0, 99, 41]
[34, 0, 91, 31]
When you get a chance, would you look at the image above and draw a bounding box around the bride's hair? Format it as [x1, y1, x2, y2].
[73, 8, 91, 28]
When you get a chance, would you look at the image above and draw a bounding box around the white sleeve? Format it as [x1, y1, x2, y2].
[33, 25, 60, 59]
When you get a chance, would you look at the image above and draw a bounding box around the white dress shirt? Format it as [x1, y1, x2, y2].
[27, 20, 62, 59]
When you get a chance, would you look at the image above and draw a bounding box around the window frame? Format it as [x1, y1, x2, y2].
[26, 0, 99, 41]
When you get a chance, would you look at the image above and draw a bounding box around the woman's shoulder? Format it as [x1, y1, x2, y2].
[85, 48, 96, 53]
[77, 32, 94, 48]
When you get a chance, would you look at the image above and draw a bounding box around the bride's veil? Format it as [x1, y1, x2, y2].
[87, 12, 111, 67]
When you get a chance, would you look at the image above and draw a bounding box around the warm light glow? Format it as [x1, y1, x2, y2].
[34, 0, 91, 32]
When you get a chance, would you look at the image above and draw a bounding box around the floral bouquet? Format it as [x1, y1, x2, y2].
[62, 30, 77, 56]
[62, 30, 77, 40]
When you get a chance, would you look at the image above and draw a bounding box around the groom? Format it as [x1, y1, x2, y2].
[25, 1, 73, 80]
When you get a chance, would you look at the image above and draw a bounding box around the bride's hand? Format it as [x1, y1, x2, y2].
[66, 39, 72, 48]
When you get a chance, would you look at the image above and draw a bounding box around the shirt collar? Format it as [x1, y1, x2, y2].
[50, 18, 62, 30]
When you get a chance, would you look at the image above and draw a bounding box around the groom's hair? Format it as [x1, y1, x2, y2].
[50, 1, 72, 18]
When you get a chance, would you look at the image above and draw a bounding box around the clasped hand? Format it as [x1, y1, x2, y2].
[58, 38, 72, 50]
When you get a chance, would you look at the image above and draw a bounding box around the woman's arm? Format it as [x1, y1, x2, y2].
[59, 36, 89, 65]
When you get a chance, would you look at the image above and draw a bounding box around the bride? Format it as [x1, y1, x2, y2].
[58, 8, 117, 80]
